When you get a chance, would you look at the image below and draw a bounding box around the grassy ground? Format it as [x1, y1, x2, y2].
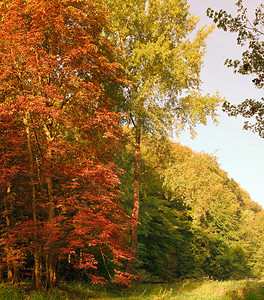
[0, 278, 264, 299]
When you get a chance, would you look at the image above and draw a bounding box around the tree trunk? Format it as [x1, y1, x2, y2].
[12, 267, 19, 284]
[24, 113, 43, 289]
[34, 254, 42, 290]
[45, 178, 57, 289]
[0, 264, 3, 282]
[45, 135, 57, 289]
[126, 121, 141, 273]
[4, 187, 13, 283]
[7, 267, 13, 282]
[46, 255, 57, 289]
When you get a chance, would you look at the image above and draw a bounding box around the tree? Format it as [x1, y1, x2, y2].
[0, 0, 132, 289]
[117, 133, 255, 281]
[104, 0, 222, 271]
[207, 0, 264, 137]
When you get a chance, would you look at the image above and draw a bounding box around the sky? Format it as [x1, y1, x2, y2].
[175, 0, 264, 207]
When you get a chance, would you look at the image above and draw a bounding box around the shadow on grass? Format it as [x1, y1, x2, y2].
[0, 282, 97, 300]
[226, 280, 264, 300]
[1, 279, 264, 299]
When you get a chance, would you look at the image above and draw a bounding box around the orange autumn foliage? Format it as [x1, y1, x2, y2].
[0, 0, 132, 288]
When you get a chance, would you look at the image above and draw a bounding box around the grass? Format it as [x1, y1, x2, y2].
[0, 278, 264, 299]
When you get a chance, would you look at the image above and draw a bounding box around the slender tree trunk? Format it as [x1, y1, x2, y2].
[46, 163, 57, 289]
[126, 121, 141, 273]
[4, 187, 13, 283]
[24, 113, 42, 289]
[0, 264, 3, 282]
[45, 128, 57, 289]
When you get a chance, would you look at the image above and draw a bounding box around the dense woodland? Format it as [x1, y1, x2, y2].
[0, 0, 264, 291]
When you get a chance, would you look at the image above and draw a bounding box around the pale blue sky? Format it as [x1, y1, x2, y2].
[175, 0, 264, 207]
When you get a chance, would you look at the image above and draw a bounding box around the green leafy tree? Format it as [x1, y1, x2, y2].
[116, 135, 198, 280]
[105, 0, 222, 271]
[162, 143, 260, 242]
[240, 210, 264, 278]
[117, 133, 255, 281]
[207, 0, 264, 137]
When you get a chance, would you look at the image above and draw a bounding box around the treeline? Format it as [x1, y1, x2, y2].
[116, 133, 264, 281]
[0, 0, 264, 290]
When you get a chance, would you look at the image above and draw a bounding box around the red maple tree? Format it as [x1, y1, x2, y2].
[0, 0, 132, 289]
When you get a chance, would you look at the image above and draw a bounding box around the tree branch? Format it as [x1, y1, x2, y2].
[139, 165, 162, 179]
[130, 112, 136, 128]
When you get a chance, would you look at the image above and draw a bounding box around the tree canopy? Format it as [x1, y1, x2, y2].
[103, 0, 223, 271]
[116, 133, 262, 280]
[0, 0, 264, 290]
[106, 0, 221, 136]
[0, 0, 132, 288]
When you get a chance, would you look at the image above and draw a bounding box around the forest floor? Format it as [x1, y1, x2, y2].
[0, 278, 264, 299]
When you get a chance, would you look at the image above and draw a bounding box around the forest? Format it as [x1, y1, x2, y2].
[1, 0, 264, 298]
